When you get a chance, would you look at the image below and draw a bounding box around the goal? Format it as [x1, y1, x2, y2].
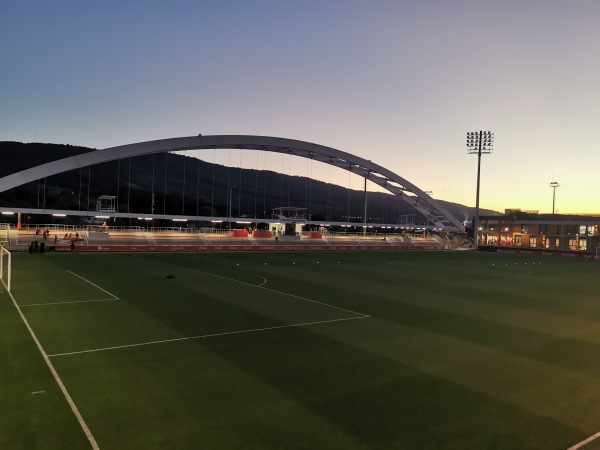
[0, 246, 11, 292]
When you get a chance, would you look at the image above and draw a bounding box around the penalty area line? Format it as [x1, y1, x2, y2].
[48, 315, 369, 358]
[20, 298, 119, 307]
[568, 431, 600, 450]
[67, 270, 119, 300]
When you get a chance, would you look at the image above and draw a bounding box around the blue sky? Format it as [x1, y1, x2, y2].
[2, 1, 599, 213]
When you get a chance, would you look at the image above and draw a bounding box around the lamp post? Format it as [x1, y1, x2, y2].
[467, 131, 494, 249]
[550, 181, 560, 214]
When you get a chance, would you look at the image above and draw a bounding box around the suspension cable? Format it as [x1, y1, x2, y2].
[182, 152, 186, 215]
[287, 153, 291, 207]
[280, 154, 284, 208]
[127, 158, 131, 216]
[87, 167, 90, 211]
[196, 149, 200, 217]
[227, 149, 231, 220]
[238, 149, 242, 219]
[211, 148, 215, 216]
[151, 154, 155, 214]
[254, 151, 259, 219]
[347, 166, 351, 222]
[78, 168, 82, 211]
[263, 151, 267, 219]
[163, 152, 168, 214]
[327, 162, 332, 221]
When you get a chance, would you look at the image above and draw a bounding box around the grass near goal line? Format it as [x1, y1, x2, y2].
[2, 250, 600, 449]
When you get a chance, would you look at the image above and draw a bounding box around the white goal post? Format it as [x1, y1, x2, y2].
[1, 246, 11, 292]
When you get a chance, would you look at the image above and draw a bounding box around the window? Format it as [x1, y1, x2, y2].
[569, 239, 577, 251]
[555, 238, 560, 248]
[544, 237, 550, 249]
[580, 225, 587, 235]
[521, 225, 528, 234]
[588, 226, 595, 237]
[515, 235, 522, 247]
[579, 239, 588, 251]
[529, 237, 537, 248]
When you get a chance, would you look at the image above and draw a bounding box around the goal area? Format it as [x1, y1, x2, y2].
[1, 247, 11, 292]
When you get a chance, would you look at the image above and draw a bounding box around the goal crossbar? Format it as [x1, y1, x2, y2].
[1, 247, 11, 292]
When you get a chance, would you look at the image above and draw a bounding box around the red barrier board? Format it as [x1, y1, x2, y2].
[497, 248, 592, 259]
[251, 230, 272, 238]
[55, 244, 437, 252]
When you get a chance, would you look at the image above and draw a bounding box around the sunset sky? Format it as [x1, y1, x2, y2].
[2, 1, 599, 214]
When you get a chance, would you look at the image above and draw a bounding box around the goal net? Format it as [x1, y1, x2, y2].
[0, 247, 11, 292]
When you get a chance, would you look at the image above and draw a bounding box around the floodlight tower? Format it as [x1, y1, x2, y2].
[550, 181, 560, 214]
[467, 131, 494, 249]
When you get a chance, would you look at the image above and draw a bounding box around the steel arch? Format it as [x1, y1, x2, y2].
[0, 135, 464, 230]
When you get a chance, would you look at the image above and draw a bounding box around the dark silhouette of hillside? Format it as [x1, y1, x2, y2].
[0, 141, 497, 226]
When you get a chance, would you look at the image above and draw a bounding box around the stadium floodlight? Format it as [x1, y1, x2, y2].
[52, 213, 66, 217]
[1, 211, 14, 215]
[550, 181, 560, 214]
[467, 130, 494, 249]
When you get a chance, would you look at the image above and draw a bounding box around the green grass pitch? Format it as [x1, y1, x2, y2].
[2, 250, 600, 449]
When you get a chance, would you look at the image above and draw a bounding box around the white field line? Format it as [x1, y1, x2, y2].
[8, 289, 99, 449]
[567, 431, 600, 450]
[18, 271, 119, 307]
[20, 298, 119, 307]
[151, 260, 369, 318]
[47, 315, 368, 358]
[245, 273, 267, 286]
[67, 270, 119, 299]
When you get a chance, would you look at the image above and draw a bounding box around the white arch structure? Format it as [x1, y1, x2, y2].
[0, 135, 464, 230]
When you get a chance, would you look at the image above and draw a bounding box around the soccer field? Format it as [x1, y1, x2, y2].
[3, 250, 600, 449]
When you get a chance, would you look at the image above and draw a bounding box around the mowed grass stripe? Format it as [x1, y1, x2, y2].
[289, 262, 600, 379]
[310, 314, 600, 435]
